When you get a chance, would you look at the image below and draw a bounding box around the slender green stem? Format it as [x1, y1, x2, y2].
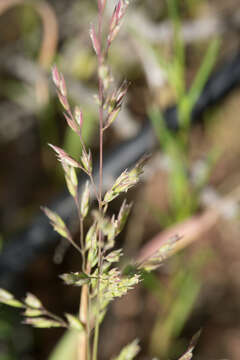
[92, 101, 104, 360]
[93, 6, 104, 360]
[87, 288, 91, 360]
[80, 217, 85, 270]
[74, 197, 85, 266]
[75, 190, 89, 360]
[93, 316, 100, 360]
[89, 173, 101, 203]
[43, 309, 68, 328]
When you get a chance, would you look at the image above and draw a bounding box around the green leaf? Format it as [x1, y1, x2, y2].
[149, 107, 179, 153]
[48, 330, 78, 360]
[167, 0, 185, 100]
[187, 38, 220, 116]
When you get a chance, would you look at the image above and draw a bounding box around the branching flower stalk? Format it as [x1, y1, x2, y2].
[0, 1, 200, 360]
[92, 2, 105, 358]
[91, 2, 130, 359]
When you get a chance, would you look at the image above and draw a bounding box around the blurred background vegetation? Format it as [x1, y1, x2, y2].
[1, 0, 240, 359]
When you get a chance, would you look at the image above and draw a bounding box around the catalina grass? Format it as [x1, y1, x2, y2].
[0, 1, 199, 359]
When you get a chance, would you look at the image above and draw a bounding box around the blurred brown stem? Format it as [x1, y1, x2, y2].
[0, 0, 58, 69]
[0, 0, 58, 105]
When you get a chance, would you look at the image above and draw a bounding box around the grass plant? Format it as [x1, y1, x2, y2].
[149, 0, 219, 224]
[140, 1, 220, 357]
[0, 1, 200, 359]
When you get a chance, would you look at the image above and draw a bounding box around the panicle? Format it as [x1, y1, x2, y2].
[48, 144, 81, 168]
[81, 149, 92, 174]
[63, 112, 79, 133]
[57, 91, 70, 111]
[108, 0, 129, 46]
[104, 155, 148, 203]
[52, 65, 67, 97]
[105, 80, 129, 128]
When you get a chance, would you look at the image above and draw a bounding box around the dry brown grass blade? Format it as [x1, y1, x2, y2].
[136, 209, 218, 264]
[0, 0, 58, 104]
[137, 183, 240, 263]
